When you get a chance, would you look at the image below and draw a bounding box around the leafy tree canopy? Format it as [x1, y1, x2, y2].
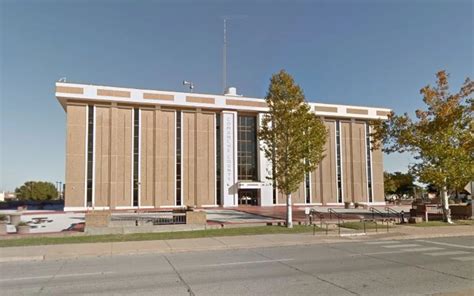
[372, 71, 473, 192]
[15, 181, 58, 201]
[372, 71, 473, 222]
[384, 171, 420, 197]
[259, 70, 328, 196]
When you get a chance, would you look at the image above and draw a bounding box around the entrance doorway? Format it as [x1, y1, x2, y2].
[238, 189, 259, 206]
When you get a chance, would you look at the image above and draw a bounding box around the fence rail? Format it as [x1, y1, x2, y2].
[111, 213, 186, 225]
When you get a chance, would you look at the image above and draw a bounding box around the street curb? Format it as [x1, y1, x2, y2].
[0, 230, 472, 263]
[0, 256, 44, 263]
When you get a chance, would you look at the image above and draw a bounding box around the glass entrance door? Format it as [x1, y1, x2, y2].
[238, 189, 259, 206]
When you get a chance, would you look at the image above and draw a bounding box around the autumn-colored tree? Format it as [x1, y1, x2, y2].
[372, 71, 473, 223]
[259, 70, 327, 228]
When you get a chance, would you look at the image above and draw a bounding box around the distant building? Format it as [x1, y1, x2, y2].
[0, 191, 16, 202]
[56, 82, 390, 211]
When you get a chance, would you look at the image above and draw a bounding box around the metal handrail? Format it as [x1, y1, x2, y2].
[328, 208, 344, 225]
[385, 207, 402, 222]
[385, 207, 400, 216]
[309, 209, 325, 227]
[369, 207, 387, 220]
[359, 219, 379, 233]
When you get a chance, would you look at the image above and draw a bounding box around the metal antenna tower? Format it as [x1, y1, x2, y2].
[221, 15, 247, 93]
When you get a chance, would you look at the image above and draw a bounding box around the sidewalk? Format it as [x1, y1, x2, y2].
[0, 225, 472, 263]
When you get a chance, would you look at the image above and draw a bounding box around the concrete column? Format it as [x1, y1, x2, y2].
[109, 104, 118, 210]
[221, 111, 238, 207]
[257, 113, 273, 206]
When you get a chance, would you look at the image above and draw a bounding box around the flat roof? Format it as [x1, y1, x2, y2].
[55, 82, 391, 120]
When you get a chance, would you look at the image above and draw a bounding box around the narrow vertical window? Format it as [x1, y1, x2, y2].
[305, 172, 311, 204]
[216, 113, 221, 205]
[86, 105, 94, 207]
[272, 136, 277, 204]
[237, 115, 258, 181]
[176, 111, 182, 206]
[336, 121, 343, 203]
[273, 186, 277, 204]
[133, 108, 140, 207]
[366, 123, 373, 203]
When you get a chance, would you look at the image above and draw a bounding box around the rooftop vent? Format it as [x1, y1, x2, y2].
[224, 87, 241, 97]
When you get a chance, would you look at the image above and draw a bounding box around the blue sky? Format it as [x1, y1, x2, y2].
[1, 0, 472, 191]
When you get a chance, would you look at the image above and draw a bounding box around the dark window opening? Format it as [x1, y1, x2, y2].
[366, 123, 373, 202]
[86, 105, 94, 207]
[305, 172, 311, 204]
[133, 108, 139, 207]
[336, 121, 343, 203]
[176, 111, 182, 206]
[216, 114, 221, 205]
[237, 115, 258, 181]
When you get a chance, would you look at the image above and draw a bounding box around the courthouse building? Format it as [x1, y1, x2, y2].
[56, 82, 390, 211]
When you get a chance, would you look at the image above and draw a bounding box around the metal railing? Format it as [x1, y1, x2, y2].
[328, 208, 344, 227]
[309, 209, 325, 227]
[385, 207, 403, 223]
[369, 207, 387, 220]
[359, 218, 390, 233]
[111, 212, 186, 225]
[360, 219, 379, 233]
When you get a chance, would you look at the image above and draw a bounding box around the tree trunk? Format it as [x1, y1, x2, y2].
[440, 186, 453, 224]
[286, 193, 293, 228]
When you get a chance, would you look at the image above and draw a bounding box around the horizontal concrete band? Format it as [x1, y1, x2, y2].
[55, 82, 391, 119]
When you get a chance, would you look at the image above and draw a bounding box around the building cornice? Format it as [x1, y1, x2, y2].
[55, 82, 391, 120]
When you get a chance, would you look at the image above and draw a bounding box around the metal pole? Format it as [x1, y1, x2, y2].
[363, 220, 366, 233]
[223, 18, 227, 92]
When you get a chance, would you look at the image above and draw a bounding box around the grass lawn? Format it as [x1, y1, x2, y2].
[410, 220, 474, 227]
[339, 221, 391, 230]
[0, 225, 321, 248]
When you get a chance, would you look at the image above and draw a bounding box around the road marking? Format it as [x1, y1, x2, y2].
[203, 259, 294, 267]
[364, 247, 443, 256]
[0, 272, 114, 282]
[383, 244, 420, 248]
[365, 241, 400, 245]
[417, 240, 474, 250]
[425, 251, 470, 256]
[452, 256, 474, 262]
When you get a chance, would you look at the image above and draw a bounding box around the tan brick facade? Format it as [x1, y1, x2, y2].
[59, 82, 387, 210]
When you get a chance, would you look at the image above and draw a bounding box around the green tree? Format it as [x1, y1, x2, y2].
[15, 181, 59, 201]
[259, 70, 327, 228]
[384, 171, 420, 198]
[372, 71, 473, 223]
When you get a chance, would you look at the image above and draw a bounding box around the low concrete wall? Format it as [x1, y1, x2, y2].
[84, 210, 208, 235]
[186, 211, 206, 225]
[450, 204, 473, 219]
[86, 224, 209, 235]
[85, 211, 111, 229]
[9, 213, 22, 226]
[0, 223, 7, 235]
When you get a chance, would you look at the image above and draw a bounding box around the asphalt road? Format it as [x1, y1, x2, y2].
[1, 236, 473, 295]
